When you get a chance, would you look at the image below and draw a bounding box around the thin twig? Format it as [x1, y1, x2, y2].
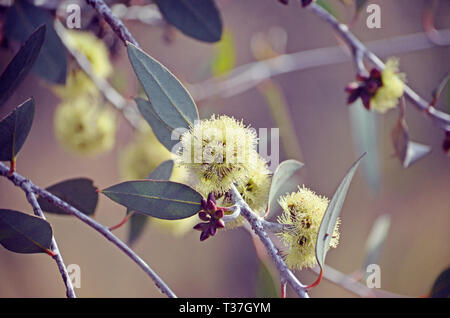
[229, 185, 309, 298]
[22, 182, 76, 298]
[0, 162, 177, 298]
[188, 30, 450, 102]
[307, 3, 450, 130]
[85, 0, 140, 48]
[54, 20, 142, 130]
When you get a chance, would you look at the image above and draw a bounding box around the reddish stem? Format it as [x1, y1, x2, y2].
[281, 282, 287, 298]
[109, 211, 135, 231]
[7, 158, 15, 177]
[306, 268, 324, 289]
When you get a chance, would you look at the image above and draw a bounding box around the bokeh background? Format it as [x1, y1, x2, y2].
[0, 0, 449, 297]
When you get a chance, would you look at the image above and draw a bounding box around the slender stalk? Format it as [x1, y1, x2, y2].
[307, 3, 450, 130]
[0, 162, 177, 298]
[22, 182, 76, 298]
[85, 0, 140, 48]
[229, 185, 309, 298]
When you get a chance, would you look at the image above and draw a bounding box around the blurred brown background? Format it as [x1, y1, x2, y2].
[0, 0, 449, 297]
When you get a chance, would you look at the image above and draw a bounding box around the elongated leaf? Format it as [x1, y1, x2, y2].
[127, 160, 175, 244]
[127, 43, 199, 130]
[362, 214, 390, 272]
[37, 178, 98, 215]
[349, 101, 381, 194]
[267, 160, 303, 217]
[315, 153, 365, 270]
[0, 98, 35, 161]
[391, 118, 430, 168]
[155, 0, 222, 43]
[5, 0, 67, 83]
[135, 98, 180, 152]
[0, 209, 52, 254]
[102, 180, 202, 220]
[0, 25, 45, 107]
[430, 267, 450, 298]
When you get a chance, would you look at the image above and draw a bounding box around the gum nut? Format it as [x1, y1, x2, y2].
[199, 211, 211, 221]
[194, 223, 208, 231]
[216, 219, 225, 228]
[201, 198, 207, 210]
[207, 192, 216, 205]
[209, 226, 217, 236]
[200, 230, 210, 241]
[214, 209, 224, 219]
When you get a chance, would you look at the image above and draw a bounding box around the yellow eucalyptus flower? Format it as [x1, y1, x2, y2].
[277, 186, 340, 270]
[371, 58, 405, 113]
[65, 30, 112, 78]
[118, 124, 186, 182]
[54, 96, 116, 156]
[52, 70, 99, 101]
[226, 155, 271, 229]
[177, 115, 259, 195]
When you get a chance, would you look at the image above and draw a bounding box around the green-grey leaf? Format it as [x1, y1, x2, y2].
[362, 214, 390, 273]
[155, 0, 223, 43]
[0, 209, 52, 254]
[5, 0, 67, 84]
[349, 101, 381, 195]
[102, 180, 202, 220]
[126, 160, 175, 244]
[0, 98, 35, 161]
[128, 213, 149, 246]
[135, 98, 181, 152]
[127, 43, 199, 130]
[267, 160, 303, 217]
[37, 178, 98, 215]
[0, 25, 45, 107]
[315, 153, 365, 270]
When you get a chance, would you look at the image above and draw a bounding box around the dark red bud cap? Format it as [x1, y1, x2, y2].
[193, 223, 208, 231]
[200, 230, 210, 241]
[209, 226, 217, 236]
[214, 209, 224, 219]
[201, 198, 207, 210]
[207, 192, 216, 205]
[198, 211, 211, 221]
[216, 219, 225, 229]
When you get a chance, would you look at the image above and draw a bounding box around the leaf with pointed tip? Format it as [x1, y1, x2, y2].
[5, 0, 67, 84]
[102, 180, 202, 220]
[155, 0, 223, 43]
[128, 213, 149, 245]
[362, 214, 390, 273]
[0, 25, 45, 107]
[135, 98, 181, 152]
[0, 98, 35, 161]
[0, 209, 53, 254]
[127, 43, 199, 130]
[391, 119, 430, 168]
[267, 160, 303, 218]
[430, 267, 450, 298]
[315, 153, 365, 270]
[37, 178, 98, 215]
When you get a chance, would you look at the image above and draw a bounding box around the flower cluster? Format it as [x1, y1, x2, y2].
[277, 186, 340, 270]
[346, 58, 405, 113]
[177, 115, 272, 232]
[53, 30, 116, 156]
[178, 115, 259, 195]
[193, 193, 226, 241]
[54, 96, 116, 155]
